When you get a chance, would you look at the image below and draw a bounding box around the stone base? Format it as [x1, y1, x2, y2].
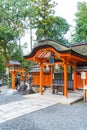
[7, 89, 18, 95]
[28, 89, 35, 94]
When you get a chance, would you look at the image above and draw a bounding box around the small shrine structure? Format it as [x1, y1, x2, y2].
[24, 39, 87, 97]
[7, 60, 21, 89]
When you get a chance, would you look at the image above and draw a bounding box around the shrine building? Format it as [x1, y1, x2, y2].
[24, 39, 87, 97]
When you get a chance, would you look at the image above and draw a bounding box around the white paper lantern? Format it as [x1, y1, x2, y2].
[55, 64, 59, 70]
[81, 72, 86, 79]
[46, 65, 50, 71]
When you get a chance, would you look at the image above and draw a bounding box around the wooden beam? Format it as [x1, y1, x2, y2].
[61, 53, 87, 62]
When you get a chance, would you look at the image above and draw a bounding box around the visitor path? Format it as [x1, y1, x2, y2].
[0, 86, 83, 124]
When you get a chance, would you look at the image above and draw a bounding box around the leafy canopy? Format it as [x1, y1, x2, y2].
[36, 16, 70, 44]
[72, 2, 87, 42]
[31, 0, 69, 45]
[0, 0, 32, 62]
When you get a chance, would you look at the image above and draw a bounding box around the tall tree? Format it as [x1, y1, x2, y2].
[31, 0, 57, 40]
[31, 0, 69, 45]
[0, 54, 6, 73]
[0, 0, 33, 63]
[36, 16, 70, 44]
[72, 2, 87, 42]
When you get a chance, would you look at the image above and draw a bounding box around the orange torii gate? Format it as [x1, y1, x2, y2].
[24, 39, 87, 97]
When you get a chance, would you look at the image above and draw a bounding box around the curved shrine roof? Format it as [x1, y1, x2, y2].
[71, 42, 87, 56]
[24, 39, 87, 60]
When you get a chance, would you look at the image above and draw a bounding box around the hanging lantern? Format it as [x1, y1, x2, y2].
[55, 64, 59, 70]
[46, 65, 50, 71]
[49, 56, 54, 64]
[54, 64, 61, 73]
[6, 67, 9, 75]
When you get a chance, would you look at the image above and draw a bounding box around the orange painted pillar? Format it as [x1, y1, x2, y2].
[77, 75, 78, 88]
[10, 70, 18, 90]
[12, 72, 16, 89]
[40, 64, 43, 94]
[86, 72, 87, 85]
[73, 71, 77, 91]
[64, 63, 68, 97]
[50, 66, 53, 89]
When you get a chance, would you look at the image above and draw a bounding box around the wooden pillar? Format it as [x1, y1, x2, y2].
[40, 64, 43, 94]
[77, 75, 78, 89]
[64, 63, 68, 97]
[12, 73, 16, 89]
[10, 70, 18, 90]
[10, 70, 17, 90]
[73, 71, 77, 91]
[86, 72, 87, 85]
[50, 66, 53, 89]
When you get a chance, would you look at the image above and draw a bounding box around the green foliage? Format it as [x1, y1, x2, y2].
[31, 0, 69, 45]
[72, 2, 87, 42]
[0, 0, 34, 59]
[36, 16, 70, 44]
[31, 0, 56, 31]
[0, 0, 34, 71]
[7, 42, 32, 70]
[0, 0, 70, 72]
[0, 54, 6, 73]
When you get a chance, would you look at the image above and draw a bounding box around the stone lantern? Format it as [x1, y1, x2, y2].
[7, 60, 21, 90]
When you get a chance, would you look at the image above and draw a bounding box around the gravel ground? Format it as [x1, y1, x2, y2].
[0, 92, 25, 105]
[0, 101, 87, 130]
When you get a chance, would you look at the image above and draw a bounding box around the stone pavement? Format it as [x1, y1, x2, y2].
[24, 88, 84, 105]
[0, 98, 56, 124]
[0, 87, 84, 124]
